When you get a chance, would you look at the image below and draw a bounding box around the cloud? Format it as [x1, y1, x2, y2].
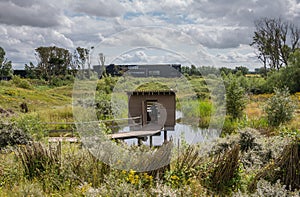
[0, 0, 65, 27]
[1, 0, 299, 70]
[0, 25, 74, 68]
[72, 0, 125, 17]
[183, 25, 254, 49]
[212, 45, 260, 70]
[113, 48, 191, 65]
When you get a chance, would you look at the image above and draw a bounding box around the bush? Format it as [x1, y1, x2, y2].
[221, 117, 238, 136]
[15, 113, 45, 140]
[264, 87, 296, 127]
[12, 76, 32, 89]
[249, 139, 300, 192]
[226, 77, 246, 120]
[0, 124, 31, 149]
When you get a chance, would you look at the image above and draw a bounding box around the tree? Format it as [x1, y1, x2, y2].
[219, 67, 234, 76]
[226, 76, 246, 119]
[251, 17, 300, 72]
[74, 47, 89, 70]
[0, 47, 13, 79]
[265, 49, 300, 93]
[24, 62, 37, 79]
[35, 46, 73, 81]
[234, 66, 249, 75]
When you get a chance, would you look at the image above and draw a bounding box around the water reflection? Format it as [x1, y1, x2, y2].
[119, 111, 221, 146]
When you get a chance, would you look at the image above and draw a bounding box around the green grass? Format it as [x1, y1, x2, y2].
[0, 83, 72, 112]
[1, 76, 300, 196]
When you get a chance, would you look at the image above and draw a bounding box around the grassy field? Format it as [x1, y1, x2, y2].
[0, 76, 300, 196]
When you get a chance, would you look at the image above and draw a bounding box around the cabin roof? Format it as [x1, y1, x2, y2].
[127, 90, 176, 96]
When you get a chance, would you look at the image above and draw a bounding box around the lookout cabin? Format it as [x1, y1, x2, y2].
[127, 90, 176, 131]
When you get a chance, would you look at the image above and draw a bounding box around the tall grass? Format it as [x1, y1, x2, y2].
[16, 142, 61, 180]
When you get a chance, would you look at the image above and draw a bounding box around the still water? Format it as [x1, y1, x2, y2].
[119, 111, 221, 146]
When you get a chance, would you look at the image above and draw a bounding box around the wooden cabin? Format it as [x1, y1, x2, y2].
[127, 90, 176, 131]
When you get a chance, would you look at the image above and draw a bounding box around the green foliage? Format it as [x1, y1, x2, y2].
[49, 74, 74, 87]
[198, 100, 213, 128]
[221, 117, 238, 136]
[0, 47, 13, 78]
[16, 142, 60, 180]
[264, 49, 300, 93]
[136, 82, 170, 91]
[235, 66, 249, 75]
[0, 124, 31, 149]
[165, 145, 203, 188]
[11, 76, 32, 89]
[251, 17, 299, 70]
[226, 76, 247, 120]
[279, 127, 300, 141]
[15, 113, 46, 140]
[264, 87, 296, 127]
[96, 76, 117, 94]
[95, 93, 113, 120]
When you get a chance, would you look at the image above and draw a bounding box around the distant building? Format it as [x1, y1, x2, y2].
[93, 64, 181, 78]
[13, 70, 27, 78]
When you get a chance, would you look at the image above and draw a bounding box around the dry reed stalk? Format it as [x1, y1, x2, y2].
[249, 141, 300, 191]
[210, 144, 240, 192]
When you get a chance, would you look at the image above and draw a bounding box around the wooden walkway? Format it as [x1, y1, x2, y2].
[110, 130, 161, 140]
[46, 121, 169, 147]
[48, 137, 79, 143]
[109, 124, 166, 147]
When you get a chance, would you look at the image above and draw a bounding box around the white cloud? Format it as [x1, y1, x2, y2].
[72, 0, 125, 17]
[0, 0, 66, 27]
[0, 0, 299, 69]
[0, 25, 74, 68]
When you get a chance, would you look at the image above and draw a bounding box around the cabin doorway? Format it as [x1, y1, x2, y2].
[143, 100, 158, 125]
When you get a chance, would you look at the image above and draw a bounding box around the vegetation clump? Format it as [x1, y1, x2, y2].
[201, 144, 241, 195]
[265, 87, 296, 127]
[249, 138, 300, 192]
[0, 124, 31, 149]
[225, 76, 246, 120]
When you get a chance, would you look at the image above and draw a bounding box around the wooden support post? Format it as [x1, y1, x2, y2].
[150, 136, 153, 147]
[164, 129, 167, 142]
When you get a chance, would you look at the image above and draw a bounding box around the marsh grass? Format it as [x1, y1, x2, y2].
[16, 142, 61, 180]
[204, 144, 241, 194]
[249, 139, 300, 192]
[164, 145, 203, 188]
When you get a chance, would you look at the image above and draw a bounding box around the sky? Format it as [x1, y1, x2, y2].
[0, 0, 300, 70]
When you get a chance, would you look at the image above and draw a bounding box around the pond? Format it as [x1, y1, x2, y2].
[119, 111, 221, 146]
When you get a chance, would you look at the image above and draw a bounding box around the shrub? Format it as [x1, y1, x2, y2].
[221, 117, 238, 136]
[12, 76, 32, 89]
[239, 130, 260, 153]
[0, 124, 31, 149]
[15, 113, 45, 140]
[226, 77, 246, 120]
[234, 179, 300, 197]
[264, 87, 296, 127]
[249, 139, 300, 192]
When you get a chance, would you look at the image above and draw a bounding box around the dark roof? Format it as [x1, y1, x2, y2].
[127, 90, 176, 96]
